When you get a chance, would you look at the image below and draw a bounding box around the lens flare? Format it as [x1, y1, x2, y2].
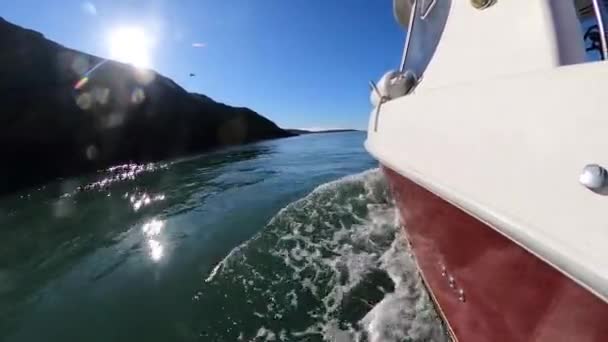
[74, 76, 89, 90]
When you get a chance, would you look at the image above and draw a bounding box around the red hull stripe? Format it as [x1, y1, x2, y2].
[383, 166, 608, 342]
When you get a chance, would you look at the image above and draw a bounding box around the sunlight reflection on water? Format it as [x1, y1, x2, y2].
[142, 219, 164, 237]
[142, 219, 165, 262]
[148, 239, 164, 262]
[58, 163, 169, 197]
[129, 192, 166, 211]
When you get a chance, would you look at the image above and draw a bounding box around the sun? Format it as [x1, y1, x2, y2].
[108, 26, 152, 68]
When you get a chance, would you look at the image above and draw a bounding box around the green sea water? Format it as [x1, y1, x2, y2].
[0, 132, 447, 341]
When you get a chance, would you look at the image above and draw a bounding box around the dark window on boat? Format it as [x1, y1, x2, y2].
[401, 0, 452, 79]
[575, 0, 608, 61]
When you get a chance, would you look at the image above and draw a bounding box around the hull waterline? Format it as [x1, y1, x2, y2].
[383, 166, 608, 342]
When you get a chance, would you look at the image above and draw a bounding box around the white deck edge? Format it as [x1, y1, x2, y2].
[366, 140, 608, 304]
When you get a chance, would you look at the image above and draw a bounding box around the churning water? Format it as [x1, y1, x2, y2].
[0, 132, 448, 341]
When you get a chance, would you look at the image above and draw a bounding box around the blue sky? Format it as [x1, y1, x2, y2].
[1, 0, 405, 130]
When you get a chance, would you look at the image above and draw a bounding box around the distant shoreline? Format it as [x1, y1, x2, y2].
[286, 129, 363, 135]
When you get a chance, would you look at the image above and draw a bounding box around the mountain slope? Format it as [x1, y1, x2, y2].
[0, 17, 293, 194]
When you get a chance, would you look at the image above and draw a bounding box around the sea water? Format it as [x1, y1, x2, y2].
[0, 132, 448, 341]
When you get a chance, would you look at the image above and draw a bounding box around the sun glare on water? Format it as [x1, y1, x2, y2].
[108, 26, 152, 68]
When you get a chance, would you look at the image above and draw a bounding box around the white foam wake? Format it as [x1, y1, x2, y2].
[197, 169, 449, 341]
